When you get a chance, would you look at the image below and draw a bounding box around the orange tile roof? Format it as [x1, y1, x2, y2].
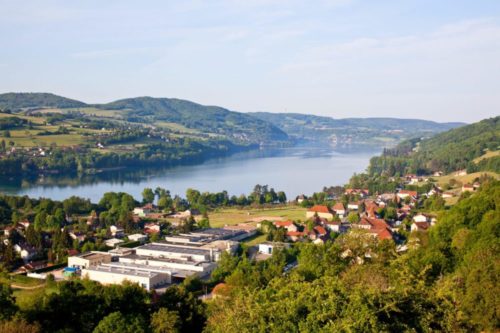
[308, 205, 332, 214]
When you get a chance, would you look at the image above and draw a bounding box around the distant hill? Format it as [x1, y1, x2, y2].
[369, 116, 500, 175]
[98, 97, 288, 144]
[249, 112, 464, 147]
[0, 92, 87, 110]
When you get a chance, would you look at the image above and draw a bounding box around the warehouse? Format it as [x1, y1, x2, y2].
[81, 264, 170, 291]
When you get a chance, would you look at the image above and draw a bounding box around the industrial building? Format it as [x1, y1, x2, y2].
[67, 252, 112, 269]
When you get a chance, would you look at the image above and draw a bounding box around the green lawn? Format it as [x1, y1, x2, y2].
[208, 205, 307, 228]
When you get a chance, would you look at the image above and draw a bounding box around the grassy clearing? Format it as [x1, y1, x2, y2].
[1, 274, 45, 288]
[208, 205, 306, 228]
[241, 233, 268, 246]
[434, 171, 499, 187]
[156, 121, 201, 134]
[473, 150, 500, 163]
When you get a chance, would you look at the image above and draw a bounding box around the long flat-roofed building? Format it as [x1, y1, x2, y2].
[81, 265, 170, 291]
[135, 242, 221, 261]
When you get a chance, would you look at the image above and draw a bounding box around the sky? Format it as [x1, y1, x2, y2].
[0, 0, 499, 123]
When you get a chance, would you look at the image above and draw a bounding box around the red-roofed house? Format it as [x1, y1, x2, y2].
[353, 217, 393, 241]
[286, 231, 306, 242]
[397, 190, 418, 199]
[306, 205, 334, 220]
[332, 202, 346, 217]
[273, 220, 298, 232]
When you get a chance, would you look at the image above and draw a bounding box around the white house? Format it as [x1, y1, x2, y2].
[413, 214, 429, 223]
[105, 238, 125, 248]
[13, 244, 37, 261]
[110, 225, 125, 238]
[128, 234, 148, 243]
[258, 242, 290, 255]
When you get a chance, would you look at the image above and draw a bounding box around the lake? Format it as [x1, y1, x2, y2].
[0, 146, 378, 202]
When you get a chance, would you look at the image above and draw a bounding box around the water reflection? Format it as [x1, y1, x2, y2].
[0, 146, 379, 202]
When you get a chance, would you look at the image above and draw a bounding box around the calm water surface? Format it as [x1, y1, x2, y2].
[0, 146, 378, 202]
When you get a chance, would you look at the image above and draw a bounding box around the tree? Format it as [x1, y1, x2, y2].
[93, 312, 145, 333]
[150, 308, 180, 333]
[347, 211, 360, 224]
[0, 317, 41, 333]
[0, 282, 17, 320]
[142, 188, 155, 204]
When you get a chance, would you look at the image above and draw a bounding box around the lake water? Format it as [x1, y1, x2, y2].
[0, 146, 378, 203]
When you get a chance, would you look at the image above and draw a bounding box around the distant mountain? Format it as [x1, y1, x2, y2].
[0, 92, 87, 110]
[369, 116, 500, 175]
[249, 112, 465, 147]
[98, 97, 289, 144]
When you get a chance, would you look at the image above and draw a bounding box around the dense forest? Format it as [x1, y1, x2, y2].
[368, 116, 500, 176]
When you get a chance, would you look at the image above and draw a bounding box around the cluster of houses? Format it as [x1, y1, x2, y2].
[272, 187, 442, 247]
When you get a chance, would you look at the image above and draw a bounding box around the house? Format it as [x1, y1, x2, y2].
[69, 231, 87, 243]
[332, 202, 346, 217]
[128, 234, 148, 244]
[442, 192, 455, 198]
[433, 171, 444, 177]
[306, 205, 334, 220]
[397, 190, 418, 199]
[473, 182, 481, 190]
[454, 169, 467, 177]
[144, 223, 161, 234]
[413, 214, 429, 223]
[462, 183, 475, 192]
[296, 194, 306, 204]
[258, 242, 290, 255]
[344, 188, 369, 198]
[427, 187, 442, 197]
[347, 202, 359, 210]
[18, 220, 31, 229]
[324, 221, 341, 233]
[13, 243, 37, 261]
[352, 218, 393, 241]
[286, 231, 305, 242]
[133, 203, 156, 217]
[273, 220, 298, 232]
[105, 238, 125, 248]
[110, 225, 125, 238]
[411, 221, 431, 232]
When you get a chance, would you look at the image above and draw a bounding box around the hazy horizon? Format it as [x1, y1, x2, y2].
[1, 0, 499, 123]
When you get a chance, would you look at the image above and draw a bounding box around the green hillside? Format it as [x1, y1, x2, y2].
[0, 92, 87, 110]
[368, 116, 500, 176]
[98, 97, 288, 144]
[249, 112, 464, 147]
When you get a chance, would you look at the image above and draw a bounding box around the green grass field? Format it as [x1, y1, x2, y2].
[208, 205, 307, 228]
[434, 171, 499, 187]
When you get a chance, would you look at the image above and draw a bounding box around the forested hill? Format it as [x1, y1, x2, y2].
[97, 97, 288, 144]
[369, 116, 500, 176]
[249, 112, 464, 147]
[0, 92, 87, 110]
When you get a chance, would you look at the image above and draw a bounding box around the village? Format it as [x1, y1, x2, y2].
[0, 168, 487, 293]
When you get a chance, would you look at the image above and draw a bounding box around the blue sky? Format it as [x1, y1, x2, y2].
[1, 0, 499, 122]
